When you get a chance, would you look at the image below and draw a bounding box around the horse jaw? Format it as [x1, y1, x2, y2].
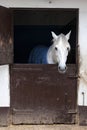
[47, 49, 54, 64]
[47, 46, 56, 64]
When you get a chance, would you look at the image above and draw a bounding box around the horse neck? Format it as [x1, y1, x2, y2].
[47, 45, 57, 64]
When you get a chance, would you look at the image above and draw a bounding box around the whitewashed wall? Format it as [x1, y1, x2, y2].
[0, 65, 10, 107]
[0, 0, 87, 106]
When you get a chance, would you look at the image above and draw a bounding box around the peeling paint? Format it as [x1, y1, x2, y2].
[78, 55, 87, 106]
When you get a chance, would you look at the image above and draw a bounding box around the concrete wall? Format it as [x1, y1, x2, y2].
[0, 0, 87, 106]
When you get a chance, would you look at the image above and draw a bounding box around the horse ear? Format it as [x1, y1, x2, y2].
[51, 31, 58, 39]
[66, 31, 71, 40]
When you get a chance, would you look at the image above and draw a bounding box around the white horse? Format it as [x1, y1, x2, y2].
[29, 31, 71, 73]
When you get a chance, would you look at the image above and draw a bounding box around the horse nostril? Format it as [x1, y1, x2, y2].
[58, 66, 61, 70]
[65, 66, 67, 70]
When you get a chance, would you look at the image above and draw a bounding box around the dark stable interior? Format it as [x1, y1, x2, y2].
[13, 9, 78, 64]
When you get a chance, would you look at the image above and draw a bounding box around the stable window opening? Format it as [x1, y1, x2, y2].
[13, 8, 78, 65]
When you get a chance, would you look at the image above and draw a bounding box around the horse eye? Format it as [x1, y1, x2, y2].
[55, 47, 58, 51]
[67, 47, 70, 51]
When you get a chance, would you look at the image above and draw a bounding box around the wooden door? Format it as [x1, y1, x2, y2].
[0, 6, 13, 126]
[10, 9, 78, 123]
[11, 64, 77, 124]
[0, 6, 13, 65]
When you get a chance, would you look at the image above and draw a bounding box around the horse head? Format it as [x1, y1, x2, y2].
[51, 31, 71, 73]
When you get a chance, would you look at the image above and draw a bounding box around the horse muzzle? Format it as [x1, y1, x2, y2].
[58, 66, 67, 73]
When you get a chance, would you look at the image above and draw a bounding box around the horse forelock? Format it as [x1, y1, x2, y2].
[53, 33, 70, 49]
